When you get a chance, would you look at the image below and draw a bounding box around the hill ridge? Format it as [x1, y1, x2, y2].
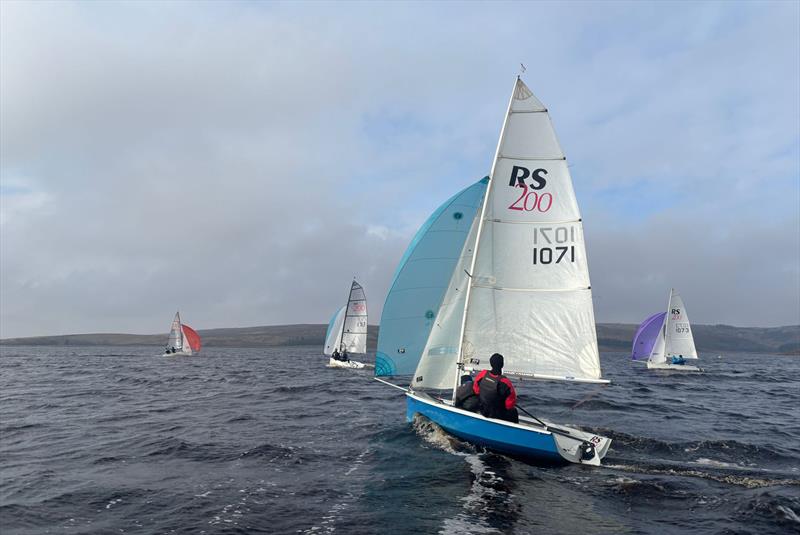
[1, 323, 798, 354]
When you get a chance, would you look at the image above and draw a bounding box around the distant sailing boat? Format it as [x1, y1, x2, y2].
[631, 289, 701, 372]
[375, 78, 612, 465]
[324, 280, 368, 369]
[162, 311, 202, 356]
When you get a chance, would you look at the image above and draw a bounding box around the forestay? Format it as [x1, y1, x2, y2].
[664, 289, 697, 359]
[375, 178, 488, 377]
[461, 78, 604, 383]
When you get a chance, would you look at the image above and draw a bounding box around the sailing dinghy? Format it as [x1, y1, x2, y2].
[162, 311, 201, 356]
[324, 280, 368, 369]
[375, 78, 611, 465]
[632, 289, 701, 372]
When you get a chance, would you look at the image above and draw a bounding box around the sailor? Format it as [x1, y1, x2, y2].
[341, 349, 349, 362]
[473, 353, 518, 423]
[332, 349, 341, 360]
[672, 355, 686, 365]
[454, 375, 480, 412]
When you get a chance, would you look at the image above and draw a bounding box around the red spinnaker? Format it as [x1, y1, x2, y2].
[181, 325, 202, 352]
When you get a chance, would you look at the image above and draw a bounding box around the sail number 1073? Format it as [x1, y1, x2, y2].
[533, 226, 577, 265]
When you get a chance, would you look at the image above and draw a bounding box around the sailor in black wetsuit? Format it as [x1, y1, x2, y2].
[455, 375, 480, 412]
[473, 353, 519, 423]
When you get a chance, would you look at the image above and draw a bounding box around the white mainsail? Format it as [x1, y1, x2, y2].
[167, 311, 183, 351]
[325, 280, 368, 355]
[340, 281, 368, 354]
[414, 78, 605, 387]
[664, 289, 698, 359]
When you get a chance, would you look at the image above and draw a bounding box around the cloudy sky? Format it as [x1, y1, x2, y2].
[1, 1, 798, 337]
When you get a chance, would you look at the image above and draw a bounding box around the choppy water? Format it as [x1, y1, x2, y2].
[1, 346, 798, 534]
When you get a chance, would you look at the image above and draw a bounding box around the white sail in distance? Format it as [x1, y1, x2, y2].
[664, 289, 698, 359]
[340, 280, 368, 354]
[459, 78, 605, 383]
[167, 311, 183, 351]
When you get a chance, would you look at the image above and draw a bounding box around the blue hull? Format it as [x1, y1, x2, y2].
[406, 393, 564, 463]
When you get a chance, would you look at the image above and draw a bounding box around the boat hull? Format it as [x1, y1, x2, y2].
[647, 361, 701, 372]
[327, 358, 366, 369]
[162, 351, 193, 357]
[406, 392, 610, 465]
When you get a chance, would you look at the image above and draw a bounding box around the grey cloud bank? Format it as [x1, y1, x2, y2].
[1, 1, 798, 337]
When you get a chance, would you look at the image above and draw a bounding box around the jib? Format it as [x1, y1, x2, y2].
[509, 165, 547, 190]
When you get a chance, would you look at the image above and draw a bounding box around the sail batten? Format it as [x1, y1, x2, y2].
[471, 285, 591, 292]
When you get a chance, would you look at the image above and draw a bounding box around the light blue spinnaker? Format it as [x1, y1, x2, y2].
[323, 305, 346, 356]
[375, 177, 488, 377]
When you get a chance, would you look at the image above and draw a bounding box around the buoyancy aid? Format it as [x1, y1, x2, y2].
[476, 372, 505, 418]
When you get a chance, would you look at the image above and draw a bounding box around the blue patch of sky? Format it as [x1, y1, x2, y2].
[579, 179, 688, 225]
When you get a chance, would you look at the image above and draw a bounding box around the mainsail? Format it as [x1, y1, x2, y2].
[341, 280, 368, 354]
[375, 178, 488, 377]
[664, 289, 698, 359]
[167, 311, 183, 351]
[461, 78, 603, 383]
[413, 78, 605, 387]
[325, 280, 368, 355]
[631, 312, 667, 361]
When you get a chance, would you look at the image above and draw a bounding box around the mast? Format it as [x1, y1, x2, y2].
[337, 279, 356, 352]
[664, 288, 674, 357]
[450, 78, 518, 400]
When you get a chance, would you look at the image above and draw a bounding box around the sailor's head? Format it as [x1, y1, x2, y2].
[490, 353, 504, 373]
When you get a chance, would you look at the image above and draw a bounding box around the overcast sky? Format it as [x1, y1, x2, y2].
[1, 1, 798, 337]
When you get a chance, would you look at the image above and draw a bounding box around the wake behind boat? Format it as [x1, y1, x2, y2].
[376, 77, 611, 466]
[324, 280, 368, 369]
[162, 311, 201, 356]
[631, 289, 702, 372]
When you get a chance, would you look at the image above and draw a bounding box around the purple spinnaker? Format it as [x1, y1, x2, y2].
[631, 312, 666, 361]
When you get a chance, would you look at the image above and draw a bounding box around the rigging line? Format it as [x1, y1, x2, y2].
[552, 384, 609, 419]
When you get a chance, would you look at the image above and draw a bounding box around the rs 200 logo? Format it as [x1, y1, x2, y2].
[508, 165, 552, 212]
[509, 166, 547, 189]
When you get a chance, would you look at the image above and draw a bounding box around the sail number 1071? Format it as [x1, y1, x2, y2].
[533, 226, 577, 265]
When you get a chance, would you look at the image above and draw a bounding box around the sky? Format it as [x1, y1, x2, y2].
[1, 0, 798, 338]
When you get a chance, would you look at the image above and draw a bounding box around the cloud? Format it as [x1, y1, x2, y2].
[1, 1, 798, 337]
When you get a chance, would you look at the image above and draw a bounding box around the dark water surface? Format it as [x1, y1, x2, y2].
[1, 346, 798, 534]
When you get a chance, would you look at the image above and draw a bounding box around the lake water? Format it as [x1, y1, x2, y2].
[1, 346, 798, 534]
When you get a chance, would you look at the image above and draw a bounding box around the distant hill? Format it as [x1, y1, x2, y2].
[1, 323, 797, 355]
